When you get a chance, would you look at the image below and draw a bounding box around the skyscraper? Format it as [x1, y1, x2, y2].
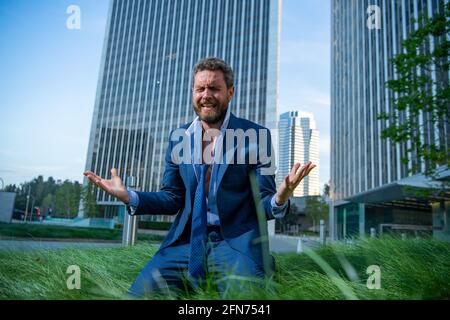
[330, 0, 449, 240]
[277, 111, 320, 197]
[82, 0, 281, 218]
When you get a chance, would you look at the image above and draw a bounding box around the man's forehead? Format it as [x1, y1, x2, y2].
[194, 70, 225, 86]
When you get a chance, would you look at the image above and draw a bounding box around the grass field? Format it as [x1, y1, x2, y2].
[0, 236, 449, 300]
[0, 222, 164, 242]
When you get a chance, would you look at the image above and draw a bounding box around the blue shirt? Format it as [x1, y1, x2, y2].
[126, 109, 288, 223]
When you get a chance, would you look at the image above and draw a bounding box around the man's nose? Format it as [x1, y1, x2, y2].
[202, 88, 213, 98]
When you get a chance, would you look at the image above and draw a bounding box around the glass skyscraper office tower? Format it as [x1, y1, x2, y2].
[82, 0, 281, 218]
[330, 0, 449, 240]
[277, 111, 320, 197]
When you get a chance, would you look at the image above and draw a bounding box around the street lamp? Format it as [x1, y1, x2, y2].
[122, 176, 138, 246]
[24, 185, 31, 222]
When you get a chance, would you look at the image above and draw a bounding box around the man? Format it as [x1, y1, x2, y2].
[84, 58, 315, 297]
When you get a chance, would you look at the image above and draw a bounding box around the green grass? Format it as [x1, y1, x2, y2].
[0, 237, 449, 300]
[0, 222, 165, 242]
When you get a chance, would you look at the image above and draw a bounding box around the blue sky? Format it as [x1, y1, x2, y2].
[0, 0, 330, 189]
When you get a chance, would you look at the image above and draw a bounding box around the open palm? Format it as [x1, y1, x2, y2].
[275, 162, 316, 205]
[83, 168, 129, 203]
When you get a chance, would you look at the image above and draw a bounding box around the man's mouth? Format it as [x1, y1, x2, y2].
[201, 103, 216, 109]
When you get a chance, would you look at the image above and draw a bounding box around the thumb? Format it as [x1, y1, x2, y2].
[111, 168, 118, 178]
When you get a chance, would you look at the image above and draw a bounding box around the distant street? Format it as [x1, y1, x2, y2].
[269, 235, 322, 253]
[0, 235, 322, 253]
[0, 239, 122, 251]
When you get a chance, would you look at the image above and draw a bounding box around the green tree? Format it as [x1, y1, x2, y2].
[41, 194, 54, 216]
[55, 180, 81, 218]
[378, 3, 450, 177]
[81, 182, 100, 218]
[304, 196, 329, 231]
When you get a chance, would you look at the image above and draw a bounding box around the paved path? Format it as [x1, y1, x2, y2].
[269, 235, 323, 253]
[138, 228, 168, 236]
[0, 239, 122, 251]
[0, 235, 322, 253]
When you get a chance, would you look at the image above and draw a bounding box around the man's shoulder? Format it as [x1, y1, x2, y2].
[231, 114, 270, 132]
[169, 121, 192, 134]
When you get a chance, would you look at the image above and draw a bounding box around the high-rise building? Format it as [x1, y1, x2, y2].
[330, 0, 450, 240]
[81, 0, 281, 218]
[277, 111, 320, 197]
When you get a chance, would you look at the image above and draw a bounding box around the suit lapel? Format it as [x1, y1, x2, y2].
[215, 113, 243, 190]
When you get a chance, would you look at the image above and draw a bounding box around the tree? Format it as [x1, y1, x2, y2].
[323, 183, 330, 200]
[41, 194, 54, 216]
[81, 181, 100, 218]
[55, 180, 81, 218]
[304, 196, 329, 232]
[378, 3, 450, 177]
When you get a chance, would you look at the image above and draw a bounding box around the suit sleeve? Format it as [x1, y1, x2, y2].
[132, 130, 185, 215]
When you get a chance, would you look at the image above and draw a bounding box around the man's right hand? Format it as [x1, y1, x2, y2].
[83, 168, 130, 204]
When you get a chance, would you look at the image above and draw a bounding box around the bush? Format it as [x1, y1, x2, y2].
[138, 221, 172, 230]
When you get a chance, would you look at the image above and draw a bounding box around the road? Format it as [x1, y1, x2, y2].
[0, 235, 322, 253]
[269, 235, 323, 253]
[0, 239, 122, 251]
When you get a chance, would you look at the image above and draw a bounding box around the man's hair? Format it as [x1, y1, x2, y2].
[192, 57, 234, 88]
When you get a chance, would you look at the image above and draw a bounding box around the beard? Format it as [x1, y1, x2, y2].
[193, 99, 228, 124]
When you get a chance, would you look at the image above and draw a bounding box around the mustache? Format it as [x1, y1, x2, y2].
[199, 99, 217, 105]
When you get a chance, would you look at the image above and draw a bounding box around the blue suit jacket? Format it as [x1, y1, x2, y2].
[133, 113, 287, 267]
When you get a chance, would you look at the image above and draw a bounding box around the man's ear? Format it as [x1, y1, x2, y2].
[228, 86, 235, 101]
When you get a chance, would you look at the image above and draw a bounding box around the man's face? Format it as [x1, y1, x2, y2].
[192, 70, 234, 125]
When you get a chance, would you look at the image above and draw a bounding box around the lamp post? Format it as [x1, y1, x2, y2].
[24, 185, 31, 222]
[122, 176, 138, 246]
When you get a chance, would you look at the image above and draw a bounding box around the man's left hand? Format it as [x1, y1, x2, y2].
[275, 162, 316, 205]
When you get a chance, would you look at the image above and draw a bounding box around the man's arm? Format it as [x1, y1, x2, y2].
[131, 130, 185, 215]
[85, 130, 185, 216]
[255, 128, 289, 220]
[255, 128, 316, 220]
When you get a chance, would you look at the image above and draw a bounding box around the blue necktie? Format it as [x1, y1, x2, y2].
[188, 164, 209, 279]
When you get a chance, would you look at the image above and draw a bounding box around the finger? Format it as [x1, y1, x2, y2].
[85, 175, 103, 189]
[293, 163, 309, 184]
[284, 175, 290, 187]
[85, 174, 96, 184]
[84, 171, 106, 187]
[111, 168, 118, 178]
[290, 163, 301, 176]
[305, 164, 316, 177]
[96, 179, 111, 193]
[299, 162, 314, 179]
[84, 171, 101, 181]
[293, 162, 314, 186]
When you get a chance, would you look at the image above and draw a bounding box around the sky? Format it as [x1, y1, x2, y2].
[0, 0, 330, 190]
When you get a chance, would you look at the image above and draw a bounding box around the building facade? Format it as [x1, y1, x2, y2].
[330, 0, 449, 240]
[277, 111, 320, 197]
[81, 0, 281, 220]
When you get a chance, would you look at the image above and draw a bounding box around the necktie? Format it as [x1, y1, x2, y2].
[188, 164, 209, 279]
